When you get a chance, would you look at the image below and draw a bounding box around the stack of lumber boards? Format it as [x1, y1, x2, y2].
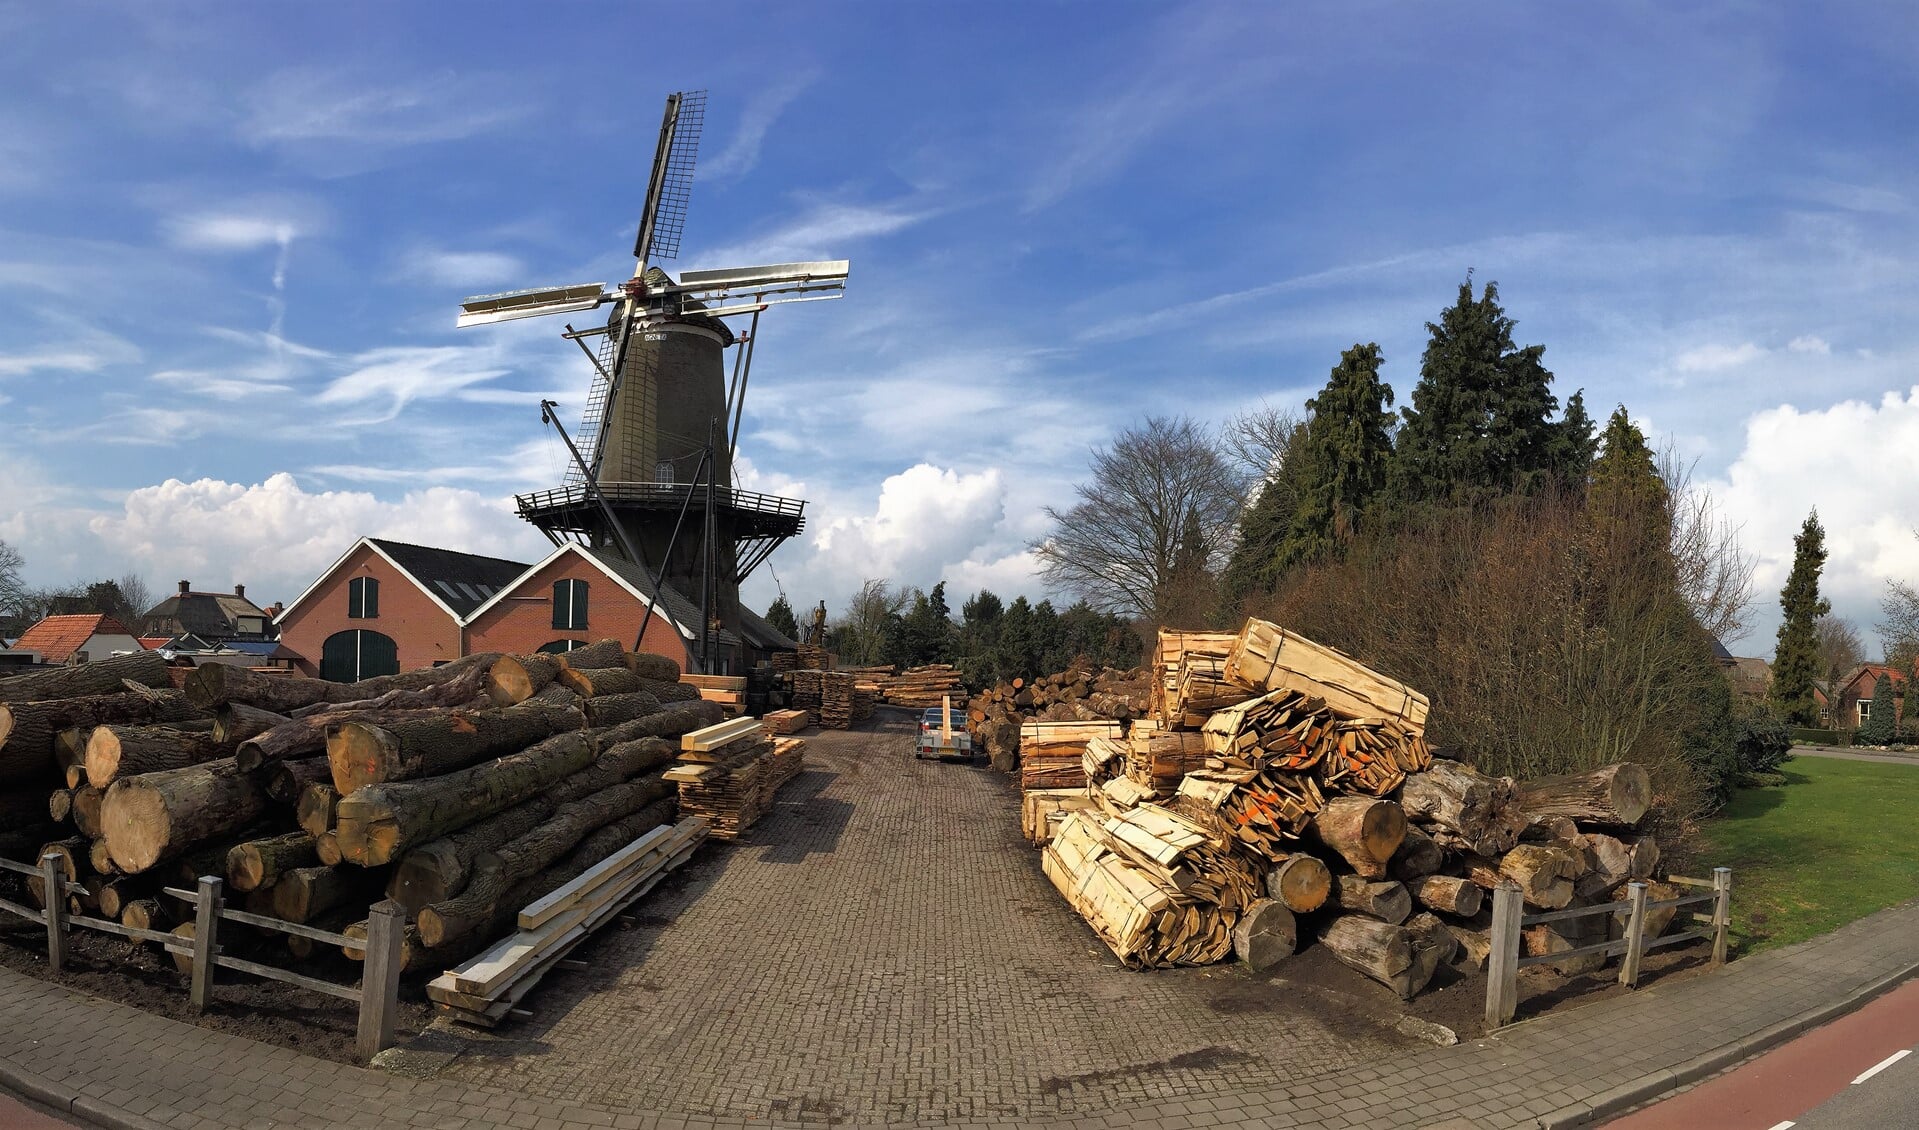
[817, 672, 856, 729]
[762, 709, 810, 735]
[0, 640, 735, 1016]
[789, 670, 822, 718]
[426, 816, 708, 1026]
[1018, 720, 1121, 792]
[852, 684, 878, 722]
[663, 718, 804, 839]
[1001, 617, 1667, 997]
[794, 645, 831, 670]
[876, 665, 966, 708]
[681, 675, 746, 718]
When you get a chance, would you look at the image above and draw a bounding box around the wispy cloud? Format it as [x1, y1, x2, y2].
[702, 70, 821, 179]
[164, 200, 321, 251]
[151, 368, 293, 400]
[699, 199, 937, 266]
[399, 249, 527, 289]
[1674, 342, 1766, 372]
[240, 67, 526, 147]
[1787, 334, 1832, 355]
[313, 345, 511, 424]
[0, 349, 112, 377]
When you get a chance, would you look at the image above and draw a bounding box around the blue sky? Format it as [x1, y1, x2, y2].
[2, 2, 1916, 657]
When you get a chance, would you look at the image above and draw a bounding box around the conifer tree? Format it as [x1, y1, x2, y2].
[1770, 511, 1831, 727]
[1285, 342, 1396, 567]
[1860, 671, 1896, 745]
[764, 595, 799, 641]
[1392, 279, 1561, 506]
[1587, 406, 1666, 524]
[1550, 388, 1599, 488]
[1222, 417, 1310, 602]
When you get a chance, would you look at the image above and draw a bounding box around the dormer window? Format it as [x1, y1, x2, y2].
[348, 576, 380, 619]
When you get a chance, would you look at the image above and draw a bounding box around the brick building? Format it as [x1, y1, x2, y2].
[1832, 663, 1909, 730]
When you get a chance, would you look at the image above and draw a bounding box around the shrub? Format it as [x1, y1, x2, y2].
[1859, 673, 1897, 746]
[1733, 707, 1793, 776]
[1789, 727, 1851, 747]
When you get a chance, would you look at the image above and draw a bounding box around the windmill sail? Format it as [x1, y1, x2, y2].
[633, 90, 705, 267]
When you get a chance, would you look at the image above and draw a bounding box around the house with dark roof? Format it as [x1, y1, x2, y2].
[140, 582, 278, 643]
[6, 614, 145, 665]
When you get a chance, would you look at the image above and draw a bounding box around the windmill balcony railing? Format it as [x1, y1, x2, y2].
[516, 480, 806, 518]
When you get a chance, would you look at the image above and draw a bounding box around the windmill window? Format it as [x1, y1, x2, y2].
[348, 577, 380, 619]
[553, 579, 589, 630]
[656, 460, 675, 485]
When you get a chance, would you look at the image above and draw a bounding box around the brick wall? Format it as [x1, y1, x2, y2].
[465, 554, 692, 672]
[276, 545, 463, 676]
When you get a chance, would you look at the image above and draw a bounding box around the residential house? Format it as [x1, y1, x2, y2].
[140, 582, 279, 643]
[4, 614, 145, 665]
[1831, 664, 1909, 730]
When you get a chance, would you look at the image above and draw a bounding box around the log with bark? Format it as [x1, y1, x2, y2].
[1317, 914, 1442, 999]
[93, 876, 150, 920]
[1397, 759, 1527, 856]
[315, 831, 342, 867]
[1307, 796, 1406, 878]
[1, 691, 202, 785]
[0, 652, 171, 703]
[100, 759, 269, 873]
[120, 896, 170, 934]
[1389, 823, 1444, 881]
[188, 652, 498, 714]
[1263, 852, 1332, 913]
[623, 652, 682, 682]
[484, 653, 565, 706]
[587, 699, 723, 747]
[286, 657, 497, 718]
[1610, 880, 1683, 942]
[580, 690, 664, 728]
[227, 832, 319, 891]
[265, 758, 332, 805]
[326, 700, 585, 794]
[333, 730, 597, 866]
[1405, 873, 1483, 917]
[1331, 874, 1412, 925]
[1462, 844, 1578, 909]
[1523, 908, 1610, 976]
[559, 639, 628, 671]
[84, 723, 231, 788]
[1448, 922, 1493, 970]
[1404, 911, 1458, 966]
[1231, 898, 1297, 971]
[233, 706, 461, 771]
[88, 839, 116, 876]
[297, 783, 338, 838]
[212, 703, 291, 745]
[1516, 763, 1652, 827]
[556, 666, 653, 698]
[271, 864, 388, 923]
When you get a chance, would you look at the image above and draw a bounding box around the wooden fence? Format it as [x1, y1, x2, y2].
[1485, 867, 1730, 1028]
[0, 852, 404, 1060]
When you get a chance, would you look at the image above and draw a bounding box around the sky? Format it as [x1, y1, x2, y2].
[1, 2, 1916, 658]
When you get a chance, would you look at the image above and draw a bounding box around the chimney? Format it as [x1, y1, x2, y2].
[178, 580, 191, 595]
[234, 584, 246, 599]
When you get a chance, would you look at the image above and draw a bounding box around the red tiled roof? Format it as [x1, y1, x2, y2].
[13, 614, 136, 664]
[137, 637, 174, 650]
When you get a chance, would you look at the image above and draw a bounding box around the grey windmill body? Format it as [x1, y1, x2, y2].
[455, 90, 848, 670]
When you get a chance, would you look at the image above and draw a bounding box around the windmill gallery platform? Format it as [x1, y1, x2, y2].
[4, 716, 1915, 1129]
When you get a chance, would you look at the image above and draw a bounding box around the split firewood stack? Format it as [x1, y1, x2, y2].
[874, 664, 967, 709]
[967, 664, 1152, 771]
[0, 640, 728, 1019]
[1020, 617, 1666, 1000]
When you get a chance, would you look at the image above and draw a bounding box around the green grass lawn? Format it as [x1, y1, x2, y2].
[1698, 755, 1919, 953]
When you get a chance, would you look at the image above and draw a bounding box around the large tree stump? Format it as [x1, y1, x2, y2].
[334, 731, 597, 865]
[1332, 874, 1412, 924]
[1463, 844, 1577, 909]
[1318, 915, 1440, 999]
[1398, 759, 1527, 856]
[227, 832, 319, 891]
[0, 652, 171, 703]
[1516, 763, 1651, 827]
[1406, 873, 1483, 917]
[1390, 823, 1444, 881]
[1231, 898, 1297, 971]
[1308, 797, 1405, 878]
[85, 724, 230, 788]
[326, 701, 584, 794]
[1265, 852, 1332, 913]
[100, 759, 268, 873]
[1, 692, 201, 785]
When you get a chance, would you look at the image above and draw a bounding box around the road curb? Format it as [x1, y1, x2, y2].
[0, 1054, 172, 1130]
[1535, 960, 1919, 1128]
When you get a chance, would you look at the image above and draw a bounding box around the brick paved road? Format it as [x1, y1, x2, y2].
[432, 713, 1407, 1123]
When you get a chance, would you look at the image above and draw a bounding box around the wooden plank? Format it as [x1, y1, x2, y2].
[680, 674, 748, 691]
[680, 717, 763, 752]
[518, 824, 675, 929]
[215, 953, 360, 1001]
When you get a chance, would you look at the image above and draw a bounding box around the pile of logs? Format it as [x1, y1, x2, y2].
[0, 641, 727, 1016]
[875, 665, 966, 709]
[1018, 618, 1666, 1001]
[967, 665, 1152, 771]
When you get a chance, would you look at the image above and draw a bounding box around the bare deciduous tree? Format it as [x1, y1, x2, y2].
[1878, 544, 1919, 674]
[828, 578, 910, 667]
[1661, 451, 1757, 645]
[1032, 416, 1246, 624]
[1815, 614, 1865, 688]
[0, 539, 24, 617]
[117, 573, 155, 631]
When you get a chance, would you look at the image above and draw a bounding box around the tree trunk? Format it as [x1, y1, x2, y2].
[71, 786, 105, 839]
[1404, 911, 1459, 965]
[186, 664, 353, 713]
[327, 701, 585, 794]
[270, 864, 387, 923]
[120, 897, 170, 934]
[1, 691, 201, 785]
[235, 706, 489, 771]
[415, 775, 672, 946]
[1628, 835, 1660, 880]
[265, 758, 332, 805]
[168, 922, 196, 974]
[485, 654, 565, 706]
[1523, 913, 1608, 976]
[586, 699, 722, 745]
[334, 731, 597, 865]
[1516, 763, 1652, 827]
[1448, 923, 1493, 970]
[1574, 832, 1634, 899]
[580, 691, 663, 728]
[213, 703, 291, 745]
[26, 837, 86, 906]
[315, 831, 343, 866]
[557, 666, 652, 698]
[89, 839, 116, 875]
[1307, 797, 1406, 878]
[1332, 874, 1412, 924]
[1610, 879, 1682, 941]
[639, 678, 699, 704]
[624, 652, 682, 682]
[560, 639, 628, 671]
[1390, 824, 1444, 881]
[227, 832, 319, 891]
[297, 783, 339, 838]
[0, 652, 171, 703]
[1463, 844, 1577, 909]
[1263, 853, 1330, 913]
[1318, 915, 1439, 999]
[285, 908, 359, 960]
[85, 724, 230, 788]
[287, 659, 495, 718]
[100, 758, 268, 873]
[388, 795, 561, 913]
[1406, 873, 1483, 917]
[1398, 759, 1527, 856]
[1231, 898, 1297, 971]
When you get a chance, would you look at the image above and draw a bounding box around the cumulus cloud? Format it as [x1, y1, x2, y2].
[1707, 386, 1919, 654]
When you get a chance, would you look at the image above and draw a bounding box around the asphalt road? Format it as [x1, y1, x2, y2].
[1789, 744, 1919, 766]
[0, 1091, 82, 1127]
[1606, 979, 1919, 1129]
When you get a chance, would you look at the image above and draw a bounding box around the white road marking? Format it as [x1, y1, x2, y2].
[1763, 1121, 1795, 1130]
[1850, 1048, 1912, 1085]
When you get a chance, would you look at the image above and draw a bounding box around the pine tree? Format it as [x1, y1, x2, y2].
[1587, 406, 1667, 525]
[1770, 511, 1831, 727]
[764, 595, 799, 641]
[1549, 388, 1599, 488]
[1860, 671, 1896, 746]
[1391, 279, 1561, 507]
[1285, 342, 1395, 567]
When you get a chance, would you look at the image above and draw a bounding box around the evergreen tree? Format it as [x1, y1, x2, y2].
[1221, 417, 1310, 602]
[1770, 511, 1831, 727]
[1587, 406, 1667, 524]
[1391, 279, 1561, 506]
[764, 595, 799, 641]
[1549, 388, 1599, 488]
[1860, 671, 1897, 745]
[1285, 342, 1395, 567]
[897, 581, 954, 666]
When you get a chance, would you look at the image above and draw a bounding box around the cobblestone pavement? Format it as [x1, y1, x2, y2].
[430, 714, 1407, 1123]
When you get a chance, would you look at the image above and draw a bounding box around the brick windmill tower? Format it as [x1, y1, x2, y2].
[455, 91, 849, 671]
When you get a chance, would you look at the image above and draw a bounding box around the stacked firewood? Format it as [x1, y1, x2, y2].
[967, 665, 1151, 771]
[874, 665, 966, 709]
[0, 641, 724, 1009]
[1023, 618, 1665, 1000]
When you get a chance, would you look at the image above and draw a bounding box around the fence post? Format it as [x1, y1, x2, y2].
[1485, 881, 1523, 1028]
[356, 899, 405, 1061]
[1619, 881, 1648, 987]
[190, 876, 222, 1012]
[38, 852, 66, 973]
[1711, 867, 1732, 966]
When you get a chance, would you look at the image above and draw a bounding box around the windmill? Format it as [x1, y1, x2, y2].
[454, 90, 849, 670]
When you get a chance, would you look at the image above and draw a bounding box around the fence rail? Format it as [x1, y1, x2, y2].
[1487, 866, 1730, 1028]
[0, 853, 403, 1060]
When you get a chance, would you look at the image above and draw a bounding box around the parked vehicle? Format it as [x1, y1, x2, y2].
[915, 706, 972, 761]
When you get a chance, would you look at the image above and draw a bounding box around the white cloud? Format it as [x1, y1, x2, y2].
[239, 68, 524, 147]
[702, 71, 820, 179]
[151, 368, 292, 400]
[699, 199, 936, 266]
[1787, 335, 1832, 354]
[1707, 386, 1919, 657]
[1673, 342, 1767, 373]
[313, 345, 511, 423]
[0, 349, 110, 376]
[165, 212, 305, 252]
[401, 250, 526, 289]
